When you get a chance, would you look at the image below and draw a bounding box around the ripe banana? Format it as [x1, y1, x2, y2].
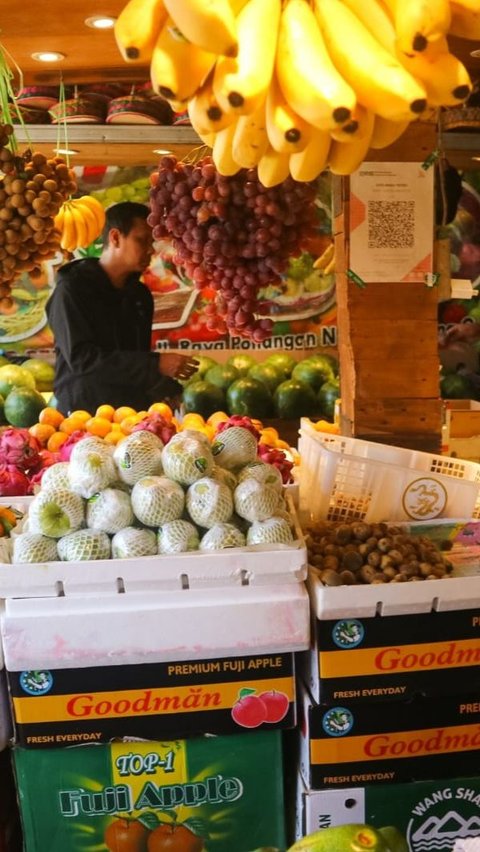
[276, 0, 356, 130]
[330, 104, 372, 143]
[188, 69, 236, 134]
[76, 195, 106, 234]
[399, 49, 471, 106]
[313, 0, 427, 122]
[257, 146, 290, 188]
[150, 19, 216, 102]
[328, 109, 375, 175]
[162, 0, 238, 56]
[313, 242, 334, 270]
[339, 0, 396, 52]
[266, 72, 312, 154]
[370, 115, 410, 149]
[213, 0, 281, 116]
[212, 123, 242, 176]
[449, 1, 480, 38]
[289, 127, 330, 181]
[114, 0, 168, 62]
[59, 204, 78, 253]
[232, 100, 269, 168]
[381, 0, 451, 53]
[72, 200, 102, 246]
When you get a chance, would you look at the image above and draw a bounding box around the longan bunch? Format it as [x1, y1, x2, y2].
[0, 122, 77, 303]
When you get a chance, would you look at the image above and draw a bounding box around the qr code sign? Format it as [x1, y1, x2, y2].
[368, 199, 415, 249]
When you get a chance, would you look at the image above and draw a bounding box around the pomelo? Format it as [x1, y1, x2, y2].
[273, 379, 317, 419]
[162, 431, 214, 485]
[21, 358, 55, 392]
[158, 519, 200, 554]
[183, 380, 226, 420]
[186, 477, 233, 528]
[13, 533, 58, 564]
[234, 479, 279, 522]
[57, 529, 111, 561]
[111, 526, 158, 559]
[226, 353, 257, 376]
[226, 377, 274, 419]
[246, 516, 294, 545]
[86, 488, 134, 534]
[4, 387, 46, 428]
[114, 430, 164, 485]
[199, 522, 246, 551]
[0, 364, 36, 398]
[131, 475, 185, 526]
[211, 426, 258, 470]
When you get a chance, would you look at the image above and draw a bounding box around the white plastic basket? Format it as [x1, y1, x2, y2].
[298, 419, 480, 523]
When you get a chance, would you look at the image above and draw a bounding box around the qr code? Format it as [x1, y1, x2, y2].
[367, 200, 415, 249]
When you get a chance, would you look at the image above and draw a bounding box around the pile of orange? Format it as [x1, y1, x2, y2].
[29, 402, 176, 452]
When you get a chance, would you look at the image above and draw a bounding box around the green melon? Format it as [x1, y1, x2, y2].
[199, 522, 246, 551]
[204, 363, 239, 391]
[21, 358, 55, 392]
[248, 363, 283, 394]
[226, 353, 257, 376]
[186, 477, 233, 528]
[273, 379, 317, 419]
[158, 519, 199, 554]
[111, 526, 158, 559]
[292, 357, 334, 390]
[264, 353, 296, 378]
[0, 364, 36, 398]
[4, 387, 46, 427]
[226, 377, 274, 418]
[183, 380, 226, 420]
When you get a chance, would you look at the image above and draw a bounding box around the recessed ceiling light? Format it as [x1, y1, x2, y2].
[31, 51, 65, 62]
[85, 15, 116, 28]
[153, 148, 173, 155]
[54, 147, 80, 155]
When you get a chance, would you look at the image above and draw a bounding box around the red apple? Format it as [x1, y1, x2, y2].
[231, 694, 268, 728]
[257, 690, 290, 723]
[147, 823, 204, 852]
[104, 817, 150, 852]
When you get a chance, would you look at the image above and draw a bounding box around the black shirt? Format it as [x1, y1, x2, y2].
[46, 258, 180, 414]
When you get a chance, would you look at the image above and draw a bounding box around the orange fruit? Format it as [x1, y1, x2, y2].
[69, 409, 92, 423]
[59, 416, 88, 435]
[207, 411, 229, 427]
[95, 404, 115, 421]
[103, 430, 124, 445]
[39, 407, 64, 429]
[181, 413, 205, 428]
[85, 416, 112, 438]
[29, 423, 56, 446]
[148, 402, 173, 422]
[113, 406, 137, 424]
[120, 414, 143, 434]
[47, 432, 69, 453]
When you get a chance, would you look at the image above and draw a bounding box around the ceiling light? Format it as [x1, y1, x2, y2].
[54, 147, 80, 156]
[85, 15, 116, 28]
[31, 51, 65, 62]
[153, 148, 173, 155]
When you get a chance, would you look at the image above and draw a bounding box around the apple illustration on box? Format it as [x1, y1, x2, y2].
[231, 688, 289, 729]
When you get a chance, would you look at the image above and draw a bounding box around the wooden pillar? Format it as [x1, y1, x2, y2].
[334, 122, 443, 453]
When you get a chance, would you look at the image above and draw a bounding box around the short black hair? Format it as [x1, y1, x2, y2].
[102, 201, 149, 243]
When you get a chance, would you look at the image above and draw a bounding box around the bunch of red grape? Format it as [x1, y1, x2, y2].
[148, 155, 318, 341]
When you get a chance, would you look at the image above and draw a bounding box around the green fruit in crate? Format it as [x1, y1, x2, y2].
[199, 522, 246, 550]
[86, 488, 134, 534]
[226, 353, 257, 376]
[4, 387, 46, 428]
[211, 426, 258, 470]
[57, 529, 111, 562]
[317, 379, 341, 420]
[237, 461, 283, 492]
[111, 526, 158, 559]
[131, 475, 185, 526]
[274, 379, 317, 419]
[186, 476, 233, 528]
[226, 377, 274, 418]
[264, 353, 296, 378]
[21, 358, 55, 392]
[287, 824, 408, 852]
[292, 357, 334, 390]
[162, 432, 213, 485]
[113, 430, 164, 486]
[246, 516, 294, 545]
[28, 489, 85, 539]
[204, 363, 240, 391]
[234, 479, 280, 522]
[182, 380, 226, 419]
[0, 364, 36, 398]
[12, 533, 58, 564]
[248, 362, 283, 394]
[158, 519, 200, 553]
[69, 437, 117, 498]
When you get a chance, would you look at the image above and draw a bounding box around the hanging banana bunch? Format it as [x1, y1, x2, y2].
[54, 196, 106, 253]
[114, 0, 478, 182]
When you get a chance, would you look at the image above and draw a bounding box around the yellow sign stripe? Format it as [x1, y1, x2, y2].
[310, 724, 480, 764]
[319, 639, 480, 678]
[13, 676, 294, 724]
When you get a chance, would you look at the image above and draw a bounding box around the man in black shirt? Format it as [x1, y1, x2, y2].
[46, 202, 198, 415]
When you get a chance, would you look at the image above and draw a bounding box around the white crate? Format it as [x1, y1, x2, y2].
[298, 420, 480, 523]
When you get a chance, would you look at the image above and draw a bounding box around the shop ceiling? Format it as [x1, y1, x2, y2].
[1, 0, 480, 168]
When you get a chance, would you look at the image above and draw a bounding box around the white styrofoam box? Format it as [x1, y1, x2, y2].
[454, 842, 480, 852]
[1, 581, 310, 670]
[298, 420, 480, 523]
[0, 492, 306, 598]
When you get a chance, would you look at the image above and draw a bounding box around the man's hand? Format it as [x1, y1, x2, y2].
[158, 353, 199, 382]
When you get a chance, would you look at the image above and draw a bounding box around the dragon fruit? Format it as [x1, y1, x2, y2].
[59, 430, 89, 462]
[0, 464, 31, 496]
[0, 428, 41, 473]
[132, 413, 176, 444]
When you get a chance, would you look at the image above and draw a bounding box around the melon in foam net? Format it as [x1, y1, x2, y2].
[234, 479, 280, 523]
[86, 488, 134, 534]
[28, 488, 85, 539]
[13, 533, 58, 563]
[57, 529, 111, 562]
[186, 477, 233, 528]
[68, 437, 117, 498]
[158, 519, 200, 554]
[237, 461, 283, 491]
[113, 431, 164, 486]
[111, 526, 158, 559]
[246, 516, 294, 546]
[161, 432, 214, 485]
[40, 462, 71, 491]
[131, 475, 185, 526]
[211, 426, 258, 471]
[200, 522, 246, 551]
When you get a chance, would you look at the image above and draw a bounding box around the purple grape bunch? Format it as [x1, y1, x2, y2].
[148, 155, 318, 341]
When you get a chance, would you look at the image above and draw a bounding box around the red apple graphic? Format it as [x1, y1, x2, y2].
[258, 690, 290, 723]
[231, 688, 268, 728]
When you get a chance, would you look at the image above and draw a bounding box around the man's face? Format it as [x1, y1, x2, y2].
[114, 218, 154, 272]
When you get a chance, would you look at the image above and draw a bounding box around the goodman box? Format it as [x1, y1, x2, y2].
[298, 681, 480, 789]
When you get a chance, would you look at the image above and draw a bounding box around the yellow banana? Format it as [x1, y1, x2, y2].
[213, 0, 281, 116]
[162, 0, 238, 56]
[72, 200, 102, 245]
[381, 0, 450, 52]
[212, 123, 242, 176]
[71, 205, 90, 249]
[114, 0, 168, 62]
[232, 100, 269, 168]
[400, 49, 471, 106]
[187, 69, 236, 134]
[266, 72, 312, 154]
[449, 1, 480, 38]
[53, 203, 66, 235]
[276, 0, 356, 130]
[323, 256, 336, 276]
[187, 107, 218, 144]
[330, 104, 373, 143]
[150, 19, 216, 102]
[370, 115, 410, 148]
[313, 0, 427, 122]
[60, 204, 78, 253]
[313, 242, 335, 270]
[289, 127, 330, 182]
[257, 146, 290, 188]
[328, 109, 375, 176]
[76, 195, 106, 234]
[339, 0, 395, 52]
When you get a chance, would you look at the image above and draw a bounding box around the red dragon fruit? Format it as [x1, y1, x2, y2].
[0, 464, 31, 496]
[132, 413, 177, 444]
[29, 450, 61, 490]
[215, 415, 261, 441]
[59, 430, 89, 462]
[0, 428, 41, 473]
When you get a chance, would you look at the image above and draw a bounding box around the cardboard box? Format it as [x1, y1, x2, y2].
[298, 681, 480, 789]
[7, 651, 296, 747]
[294, 772, 480, 851]
[13, 732, 286, 852]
